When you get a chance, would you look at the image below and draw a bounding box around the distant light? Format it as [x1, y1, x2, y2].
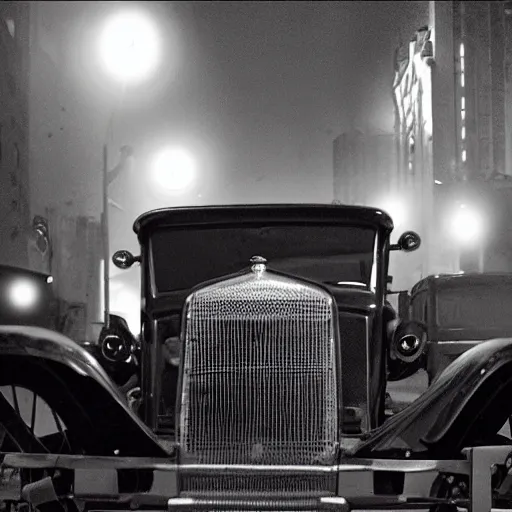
[110, 283, 140, 334]
[8, 279, 39, 310]
[378, 199, 406, 228]
[46, 276, 54, 284]
[151, 147, 196, 194]
[99, 10, 159, 83]
[449, 204, 484, 245]
[435, 180, 442, 185]
[337, 281, 366, 287]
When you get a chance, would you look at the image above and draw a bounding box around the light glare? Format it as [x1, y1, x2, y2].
[151, 147, 196, 193]
[378, 198, 406, 228]
[110, 283, 140, 334]
[8, 279, 39, 310]
[99, 10, 159, 83]
[449, 204, 484, 245]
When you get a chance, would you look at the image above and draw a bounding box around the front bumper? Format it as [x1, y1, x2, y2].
[1, 454, 481, 511]
[5, 448, 512, 512]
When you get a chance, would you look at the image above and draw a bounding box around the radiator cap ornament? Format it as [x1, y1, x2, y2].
[250, 255, 267, 273]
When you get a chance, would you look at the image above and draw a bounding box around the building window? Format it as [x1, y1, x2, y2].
[459, 43, 466, 168]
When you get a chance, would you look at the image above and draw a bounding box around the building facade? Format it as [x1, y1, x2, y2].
[393, 0, 512, 277]
[0, 3, 31, 268]
[0, 2, 105, 341]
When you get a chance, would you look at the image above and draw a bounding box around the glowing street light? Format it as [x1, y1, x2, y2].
[448, 204, 484, 245]
[98, 10, 160, 84]
[151, 147, 197, 194]
[97, 9, 160, 329]
[378, 198, 407, 228]
[8, 279, 39, 310]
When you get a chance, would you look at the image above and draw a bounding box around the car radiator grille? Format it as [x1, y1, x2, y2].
[179, 269, 339, 467]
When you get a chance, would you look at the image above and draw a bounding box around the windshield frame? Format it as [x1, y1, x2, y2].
[148, 222, 380, 296]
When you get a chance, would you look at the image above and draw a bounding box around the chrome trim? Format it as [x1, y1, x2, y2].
[1, 455, 469, 476]
[178, 464, 340, 474]
[168, 497, 349, 511]
[434, 340, 485, 345]
[178, 268, 339, 465]
[364, 314, 371, 432]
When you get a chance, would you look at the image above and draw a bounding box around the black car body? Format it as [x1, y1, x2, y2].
[131, 204, 420, 435]
[1, 321, 512, 510]
[10, 204, 489, 512]
[407, 272, 512, 382]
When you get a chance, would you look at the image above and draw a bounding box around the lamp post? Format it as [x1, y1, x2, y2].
[98, 9, 160, 328]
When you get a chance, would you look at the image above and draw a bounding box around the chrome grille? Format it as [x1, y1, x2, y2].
[180, 472, 338, 497]
[179, 262, 339, 465]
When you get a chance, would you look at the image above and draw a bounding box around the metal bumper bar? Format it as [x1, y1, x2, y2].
[2, 447, 512, 512]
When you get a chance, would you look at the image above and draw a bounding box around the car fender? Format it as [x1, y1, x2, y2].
[0, 325, 169, 457]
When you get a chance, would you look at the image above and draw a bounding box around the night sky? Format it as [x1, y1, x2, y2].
[34, 0, 429, 224]
[93, 1, 430, 210]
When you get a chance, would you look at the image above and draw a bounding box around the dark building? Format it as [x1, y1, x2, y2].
[0, 2, 31, 268]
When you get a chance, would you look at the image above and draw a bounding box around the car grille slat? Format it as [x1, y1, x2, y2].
[179, 270, 339, 467]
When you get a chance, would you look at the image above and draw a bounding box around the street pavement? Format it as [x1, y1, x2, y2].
[387, 369, 429, 407]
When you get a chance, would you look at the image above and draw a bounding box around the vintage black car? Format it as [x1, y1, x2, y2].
[8, 204, 510, 511]
[403, 272, 512, 383]
[106, 204, 424, 435]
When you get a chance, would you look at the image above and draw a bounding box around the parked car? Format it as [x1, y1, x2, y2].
[14, 204, 505, 512]
[404, 272, 512, 383]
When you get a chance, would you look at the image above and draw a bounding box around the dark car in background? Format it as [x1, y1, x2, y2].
[405, 272, 512, 383]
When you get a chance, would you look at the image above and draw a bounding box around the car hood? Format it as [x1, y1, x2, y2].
[352, 337, 512, 457]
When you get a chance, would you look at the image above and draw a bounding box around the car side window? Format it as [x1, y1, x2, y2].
[499, 418, 512, 440]
[411, 291, 427, 324]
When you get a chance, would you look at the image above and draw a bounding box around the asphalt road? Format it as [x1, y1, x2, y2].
[387, 369, 429, 406]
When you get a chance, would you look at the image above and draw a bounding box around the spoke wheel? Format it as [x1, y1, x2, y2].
[0, 385, 73, 454]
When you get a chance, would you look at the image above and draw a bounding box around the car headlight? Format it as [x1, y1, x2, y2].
[8, 279, 39, 310]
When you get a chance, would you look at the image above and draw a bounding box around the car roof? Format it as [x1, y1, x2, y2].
[133, 204, 394, 238]
[411, 272, 512, 294]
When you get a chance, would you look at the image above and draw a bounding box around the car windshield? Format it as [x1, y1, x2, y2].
[150, 224, 377, 293]
[437, 284, 512, 330]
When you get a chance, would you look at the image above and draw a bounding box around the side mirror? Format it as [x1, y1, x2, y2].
[390, 231, 421, 252]
[112, 250, 140, 270]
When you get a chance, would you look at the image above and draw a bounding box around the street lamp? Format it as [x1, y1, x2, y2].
[98, 9, 159, 328]
[98, 10, 160, 85]
[448, 204, 484, 246]
[150, 147, 197, 194]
